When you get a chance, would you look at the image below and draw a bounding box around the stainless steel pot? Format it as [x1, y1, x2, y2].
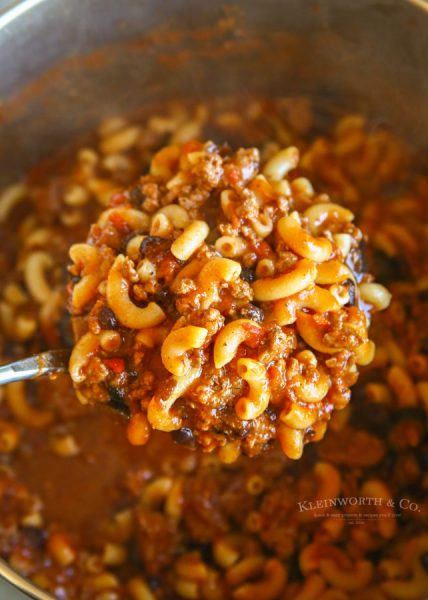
[0, 0, 428, 597]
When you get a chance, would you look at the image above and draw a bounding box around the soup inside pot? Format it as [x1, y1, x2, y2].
[0, 96, 427, 599]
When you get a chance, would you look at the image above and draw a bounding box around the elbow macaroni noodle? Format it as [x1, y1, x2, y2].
[277, 213, 333, 263]
[272, 285, 341, 325]
[213, 319, 262, 369]
[235, 358, 270, 420]
[106, 255, 166, 329]
[161, 326, 208, 377]
[252, 258, 318, 302]
[170, 220, 210, 261]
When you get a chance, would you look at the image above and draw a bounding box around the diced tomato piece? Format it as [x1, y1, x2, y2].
[218, 294, 233, 313]
[104, 358, 126, 374]
[181, 140, 203, 155]
[253, 240, 274, 259]
[109, 212, 127, 231]
[242, 322, 264, 347]
[268, 365, 281, 383]
[157, 253, 182, 279]
[110, 192, 127, 206]
[226, 167, 240, 186]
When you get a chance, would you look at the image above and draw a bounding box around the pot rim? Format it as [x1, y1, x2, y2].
[0, 558, 53, 600]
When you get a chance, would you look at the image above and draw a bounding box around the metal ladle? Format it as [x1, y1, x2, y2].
[0, 350, 71, 385]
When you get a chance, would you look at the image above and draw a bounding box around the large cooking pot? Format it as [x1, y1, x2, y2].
[0, 0, 427, 597]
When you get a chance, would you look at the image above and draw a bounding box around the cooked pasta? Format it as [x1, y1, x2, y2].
[68, 139, 388, 459]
